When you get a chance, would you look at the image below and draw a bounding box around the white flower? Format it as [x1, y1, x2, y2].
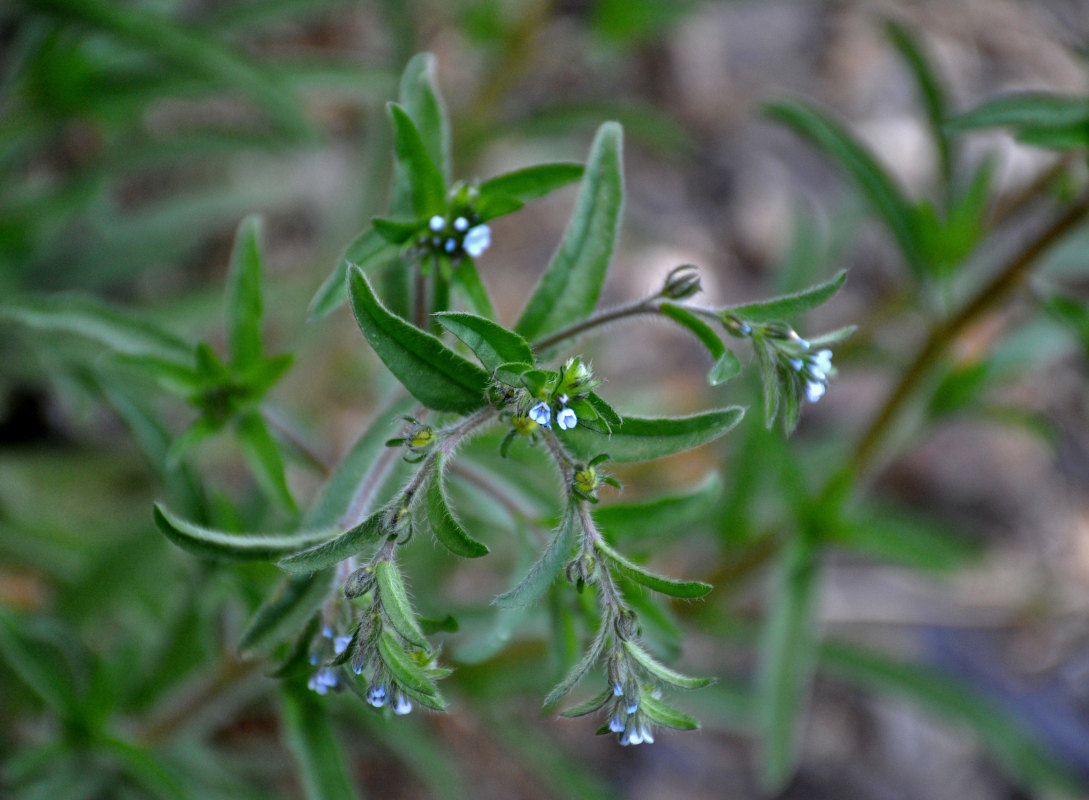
[640, 726, 654, 744]
[333, 635, 352, 655]
[813, 349, 833, 377]
[788, 358, 803, 371]
[429, 215, 446, 232]
[529, 401, 551, 427]
[463, 224, 491, 257]
[556, 407, 578, 430]
[453, 216, 469, 231]
[366, 684, 388, 708]
[625, 700, 638, 715]
[609, 715, 625, 733]
[393, 693, 413, 715]
[805, 380, 826, 403]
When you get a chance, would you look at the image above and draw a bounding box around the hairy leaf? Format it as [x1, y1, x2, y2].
[308, 226, 400, 320]
[376, 560, 428, 649]
[426, 454, 489, 557]
[623, 641, 713, 689]
[278, 506, 387, 573]
[595, 538, 712, 598]
[558, 407, 744, 463]
[226, 214, 264, 370]
[495, 503, 579, 607]
[660, 302, 740, 385]
[725, 270, 847, 323]
[479, 162, 584, 203]
[348, 266, 489, 413]
[388, 103, 446, 218]
[154, 504, 334, 561]
[434, 311, 534, 371]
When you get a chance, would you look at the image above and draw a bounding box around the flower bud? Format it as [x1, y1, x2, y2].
[660, 264, 702, 300]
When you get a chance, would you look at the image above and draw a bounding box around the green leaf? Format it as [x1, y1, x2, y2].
[0, 293, 192, 364]
[765, 100, 926, 276]
[558, 688, 613, 718]
[304, 397, 416, 528]
[278, 505, 388, 573]
[426, 455, 489, 557]
[820, 641, 1083, 797]
[376, 560, 428, 649]
[280, 684, 363, 800]
[479, 162, 584, 203]
[829, 508, 978, 572]
[544, 623, 612, 706]
[659, 303, 740, 385]
[725, 269, 847, 323]
[397, 53, 451, 185]
[623, 640, 713, 689]
[752, 335, 780, 426]
[756, 535, 821, 793]
[388, 102, 446, 218]
[593, 472, 722, 543]
[348, 267, 490, 413]
[373, 216, 424, 245]
[236, 411, 297, 513]
[308, 226, 400, 320]
[884, 20, 953, 184]
[238, 571, 334, 657]
[495, 503, 579, 607]
[153, 503, 334, 561]
[376, 631, 444, 704]
[419, 615, 459, 635]
[947, 91, 1089, 134]
[0, 611, 79, 717]
[450, 256, 497, 319]
[594, 538, 712, 598]
[226, 214, 264, 370]
[515, 122, 624, 342]
[434, 311, 534, 371]
[557, 407, 744, 463]
[639, 694, 700, 730]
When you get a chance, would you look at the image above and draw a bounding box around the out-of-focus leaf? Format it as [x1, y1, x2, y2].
[593, 472, 722, 543]
[309, 226, 400, 320]
[225, 214, 265, 370]
[238, 571, 334, 657]
[947, 92, 1089, 138]
[558, 407, 744, 463]
[236, 411, 297, 513]
[765, 99, 926, 276]
[830, 508, 979, 572]
[0, 611, 80, 717]
[153, 504, 333, 561]
[348, 267, 489, 413]
[515, 122, 624, 343]
[304, 397, 416, 528]
[280, 684, 364, 800]
[756, 535, 821, 793]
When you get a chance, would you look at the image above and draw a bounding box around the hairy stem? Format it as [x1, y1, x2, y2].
[531, 298, 659, 353]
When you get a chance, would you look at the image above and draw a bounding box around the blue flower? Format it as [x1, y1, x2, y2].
[308, 668, 339, 695]
[556, 407, 578, 430]
[333, 635, 352, 655]
[463, 224, 491, 258]
[429, 215, 446, 232]
[608, 714, 625, 733]
[444, 238, 457, 253]
[805, 380, 826, 403]
[366, 684, 388, 708]
[453, 216, 469, 232]
[529, 401, 551, 428]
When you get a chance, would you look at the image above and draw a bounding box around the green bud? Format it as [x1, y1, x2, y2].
[660, 264, 702, 300]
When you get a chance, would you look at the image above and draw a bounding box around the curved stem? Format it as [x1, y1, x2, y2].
[531, 298, 660, 353]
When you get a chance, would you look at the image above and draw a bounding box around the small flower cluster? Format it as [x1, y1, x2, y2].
[571, 454, 620, 504]
[421, 213, 491, 260]
[306, 624, 351, 696]
[789, 345, 834, 403]
[385, 416, 436, 463]
[606, 683, 654, 746]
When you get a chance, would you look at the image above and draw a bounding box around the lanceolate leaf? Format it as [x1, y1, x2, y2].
[757, 535, 822, 792]
[280, 685, 363, 800]
[377, 632, 444, 704]
[308, 226, 400, 320]
[764, 100, 926, 276]
[543, 623, 612, 707]
[434, 311, 534, 371]
[495, 503, 580, 607]
[947, 91, 1089, 133]
[640, 695, 700, 730]
[226, 214, 264, 370]
[623, 641, 713, 689]
[593, 472, 723, 543]
[426, 455, 489, 557]
[154, 504, 335, 562]
[397, 53, 451, 184]
[594, 538, 712, 598]
[659, 302, 740, 385]
[725, 270, 848, 323]
[239, 571, 335, 657]
[376, 560, 428, 649]
[388, 103, 446, 218]
[557, 407, 744, 463]
[479, 162, 585, 203]
[278, 505, 388, 573]
[515, 122, 624, 342]
[348, 266, 489, 413]
[236, 411, 297, 513]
